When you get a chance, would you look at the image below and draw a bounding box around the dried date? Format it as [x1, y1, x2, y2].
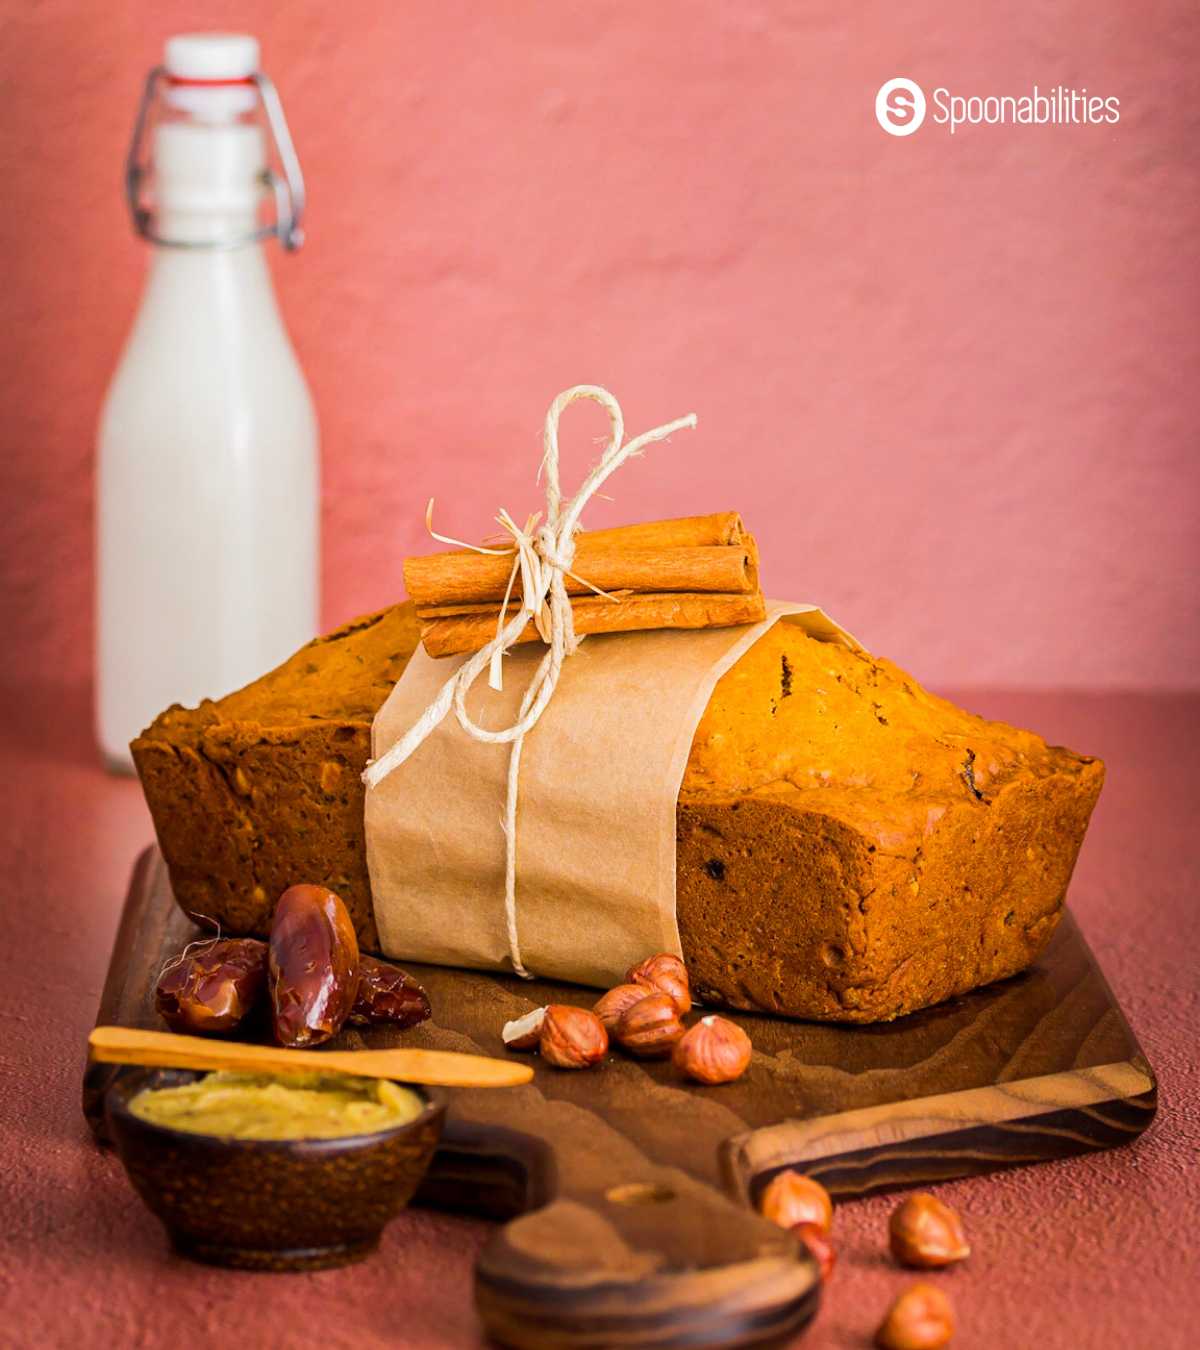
[155, 938, 268, 1035]
[268, 884, 361, 1047]
[347, 956, 432, 1029]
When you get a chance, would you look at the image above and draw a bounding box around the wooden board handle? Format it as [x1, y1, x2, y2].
[474, 1163, 820, 1347]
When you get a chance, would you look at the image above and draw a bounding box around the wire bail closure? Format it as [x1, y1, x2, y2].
[124, 67, 306, 252]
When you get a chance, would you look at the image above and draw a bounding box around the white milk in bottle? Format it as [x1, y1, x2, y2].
[97, 33, 317, 770]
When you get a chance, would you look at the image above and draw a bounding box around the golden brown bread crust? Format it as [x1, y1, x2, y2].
[676, 624, 1104, 1019]
[132, 606, 420, 950]
[133, 603, 1103, 1023]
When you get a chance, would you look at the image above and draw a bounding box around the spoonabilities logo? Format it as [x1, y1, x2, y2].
[874, 76, 1121, 135]
[875, 77, 927, 136]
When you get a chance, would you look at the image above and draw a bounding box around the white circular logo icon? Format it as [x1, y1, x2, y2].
[875, 77, 927, 136]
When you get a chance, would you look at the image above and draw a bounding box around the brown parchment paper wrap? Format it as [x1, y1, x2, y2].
[365, 600, 860, 987]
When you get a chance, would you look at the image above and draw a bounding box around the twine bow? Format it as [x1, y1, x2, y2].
[363, 385, 697, 978]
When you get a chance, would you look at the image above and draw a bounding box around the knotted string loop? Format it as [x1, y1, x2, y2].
[364, 385, 697, 976]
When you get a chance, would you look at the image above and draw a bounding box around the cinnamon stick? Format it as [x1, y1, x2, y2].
[415, 591, 634, 620]
[419, 591, 768, 659]
[578, 511, 746, 549]
[407, 510, 755, 607]
[405, 541, 759, 607]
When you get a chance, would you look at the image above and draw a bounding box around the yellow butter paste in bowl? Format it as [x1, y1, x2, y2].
[130, 1070, 425, 1140]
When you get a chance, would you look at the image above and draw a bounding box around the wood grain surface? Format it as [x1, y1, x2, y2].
[85, 847, 1156, 1350]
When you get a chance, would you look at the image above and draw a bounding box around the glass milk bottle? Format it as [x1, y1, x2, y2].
[97, 33, 318, 770]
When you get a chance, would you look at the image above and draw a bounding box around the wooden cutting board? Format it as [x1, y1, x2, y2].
[85, 848, 1156, 1350]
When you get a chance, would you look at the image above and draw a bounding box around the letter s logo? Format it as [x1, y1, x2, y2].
[875, 78, 927, 136]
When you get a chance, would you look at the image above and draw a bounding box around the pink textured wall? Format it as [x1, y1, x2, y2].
[1, 1, 1197, 694]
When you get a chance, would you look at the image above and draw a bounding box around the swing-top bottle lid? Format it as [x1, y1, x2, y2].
[164, 33, 260, 83]
[162, 34, 260, 119]
[125, 33, 306, 250]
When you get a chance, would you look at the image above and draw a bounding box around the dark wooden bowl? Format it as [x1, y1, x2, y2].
[104, 1067, 445, 1271]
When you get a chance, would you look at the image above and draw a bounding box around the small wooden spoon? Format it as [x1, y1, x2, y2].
[89, 1025, 533, 1089]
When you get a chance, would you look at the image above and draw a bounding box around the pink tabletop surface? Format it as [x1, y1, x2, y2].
[0, 687, 1195, 1349]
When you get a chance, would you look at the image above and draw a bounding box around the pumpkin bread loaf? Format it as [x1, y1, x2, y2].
[133, 602, 1103, 1022]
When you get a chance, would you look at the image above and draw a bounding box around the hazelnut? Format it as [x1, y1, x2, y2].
[874, 1282, 955, 1350]
[672, 1014, 752, 1084]
[758, 1170, 833, 1234]
[614, 992, 686, 1057]
[502, 1006, 547, 1051]
[791, 1222, 836, 1283]
[626, 953, 691, 1014]
[593, 984, 652, 1034]
[889, 1193, 970, 1269]
[539, 1005, 608, 1069]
